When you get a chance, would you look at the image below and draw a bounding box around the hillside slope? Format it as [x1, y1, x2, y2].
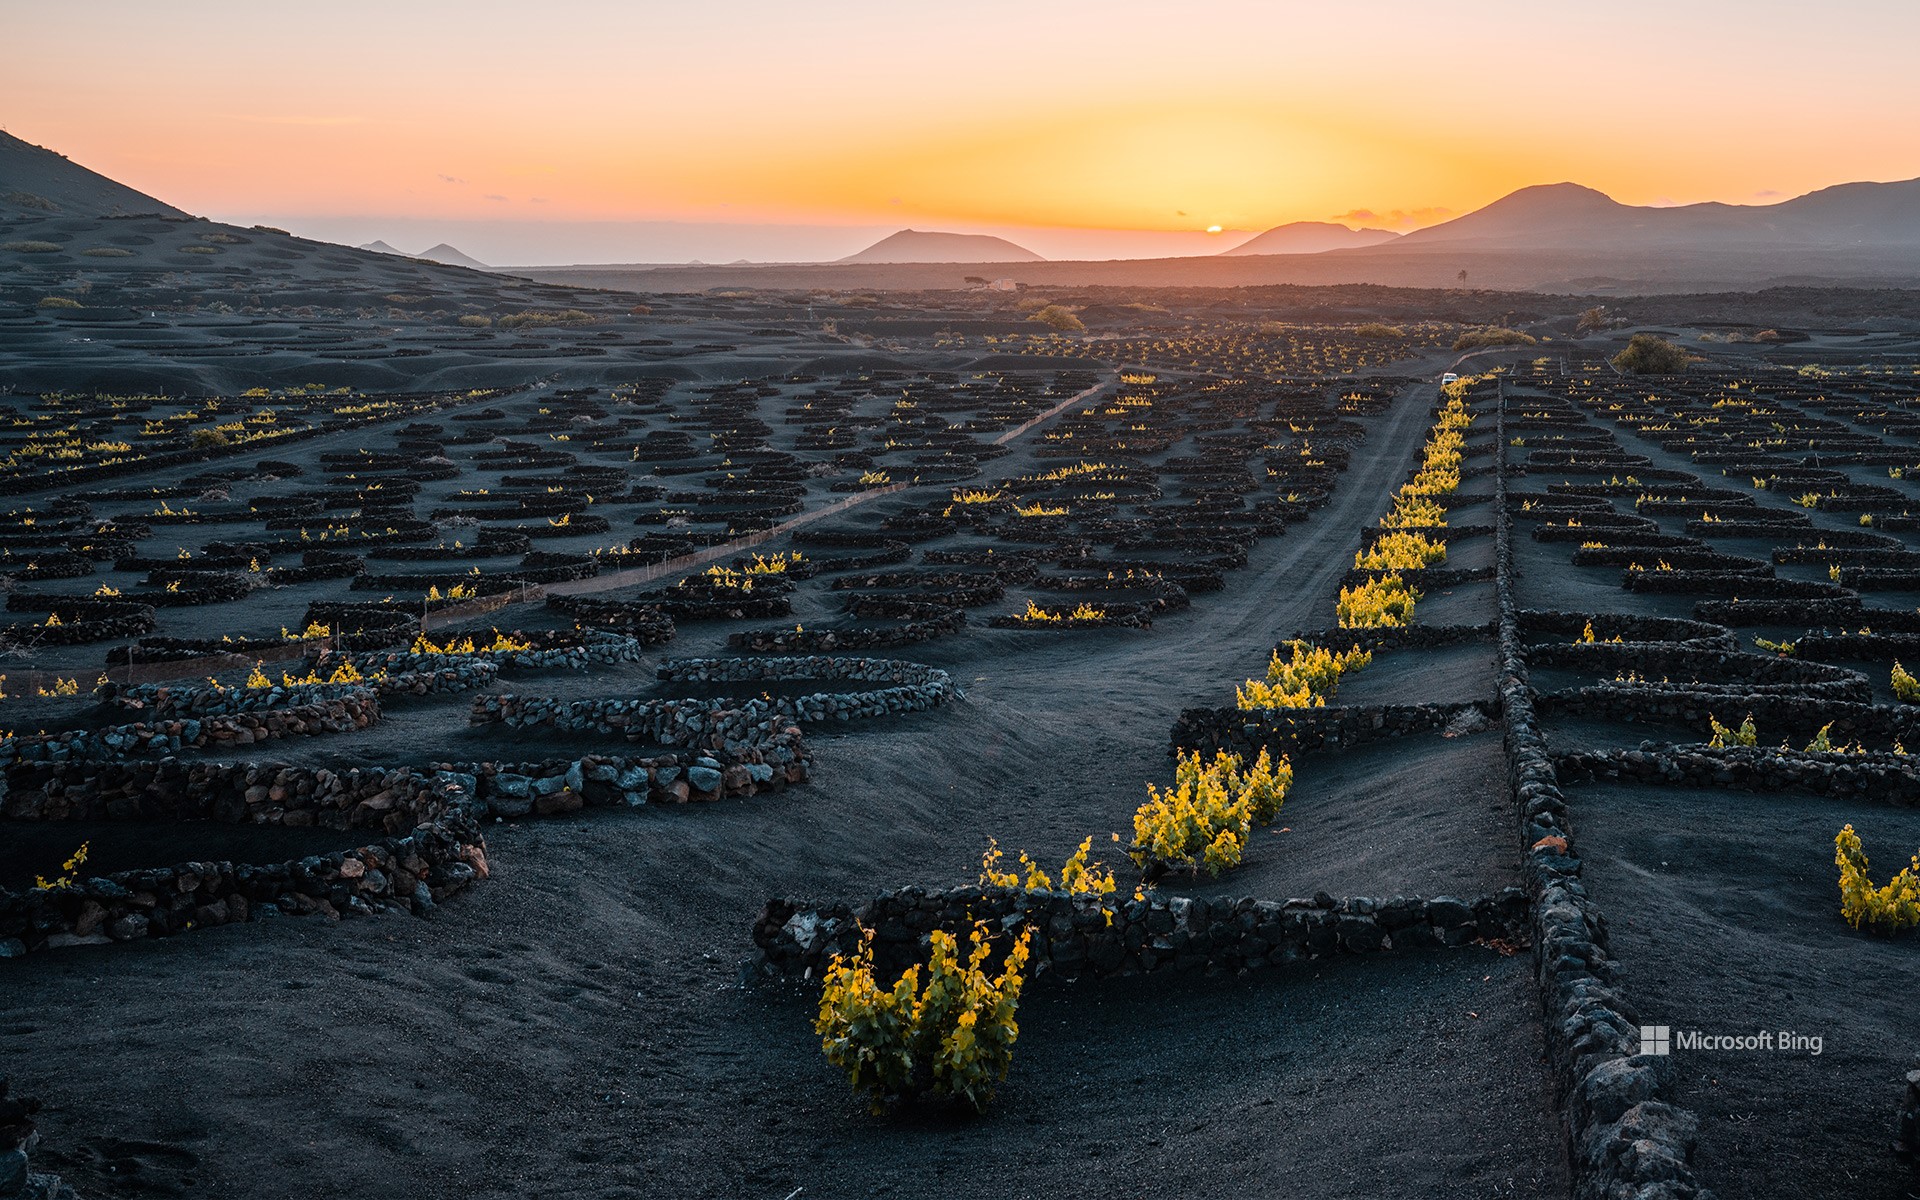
[840, 229, 1044, 264]
[0, 132, 186, 218]
[1221, 221, 1400, 256]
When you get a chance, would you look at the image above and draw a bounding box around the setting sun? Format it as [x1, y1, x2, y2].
[6, 0, 1920, 262]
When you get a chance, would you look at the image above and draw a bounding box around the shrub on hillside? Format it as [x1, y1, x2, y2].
[979, 836, 1118, 896]
[1353, 322, 1405, 339]
[1835, 825, 1920, 934]
[1894, 662, 1920, 703]
[816, 922, 1033, 1113]
[1452, 326, 1537, 351]
[4, 240, 62, 253]
[1027, 305, 1085, 332]
[457, 314, 493, 328]
[1237, 641, 1371, 709]
[497, 309, 597, 329]
[1337, 574, 1419, 627]
[80, 247, 134, 258]
[1130, 748, 1291, 876]
[1575, 306, 1615, 333]
[1612, 333, 1692, 374]
[36, 296, 81, 310]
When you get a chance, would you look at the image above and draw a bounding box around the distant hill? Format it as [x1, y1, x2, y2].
[839, 229, 1043, 264]
[359, 239, 406, 256]
[0, 131, 186, 218]
[418, 243, 490, 269]
[1395, 179, 1920, 250]
[1220, 221, 1400, 256]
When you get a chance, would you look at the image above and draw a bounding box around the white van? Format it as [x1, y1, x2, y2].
[1440, 372, 1460, 385]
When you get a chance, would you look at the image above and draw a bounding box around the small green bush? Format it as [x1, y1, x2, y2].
[4, 240, 62, 254]
[4, 190, 58, 212]
[1353, 322, 1405, 339]
[1612, 333, 1693, 375]
[1836, 825, 1920, 933]
[1575, 306, 1614, 333]
[178, 245, 219, 255]
[497, 308, 596, 329]
[1027, 304, 1085, 332]
[816, 922, 1032, 1113]
[80, 247, 135, 258]
[457, 314, 493, 328]
[36, 296, 82, 310]
[1452, 326, 1537, 351]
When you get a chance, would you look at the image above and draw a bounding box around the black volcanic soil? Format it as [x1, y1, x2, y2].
[1502, 365, 1920, 1198]
[1574, 782, 1920, 1200]
[4, 374, 1571, 1200]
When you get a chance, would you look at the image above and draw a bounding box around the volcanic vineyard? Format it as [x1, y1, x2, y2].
[0, 362, 1438, 924]
[0, 350, 1556, 1194]
[1499, 358, 1920, 1199]
[11, 342, 1920, 1198]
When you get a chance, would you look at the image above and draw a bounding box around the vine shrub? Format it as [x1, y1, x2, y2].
[1707, 713, 1758, 748]
[1237, 641, 1371, 709]
[1337, 575, 1419, 628]
[1339, 391, 1470, 627]
[1130, 748, 1292, 877]
[1835, 825, 1920, 934]
[1894, 662, 1920, 703]
[1381, 495, 1446, 528]
[816, 922, 1034, 1113]
[33, 841, 90, 890]
[1354, 530, 1446, 572]
[411, 630, 535, 655]
[979, 836, 1117, 897]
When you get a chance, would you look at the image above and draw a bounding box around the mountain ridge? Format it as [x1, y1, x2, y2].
[1220, 221, 1400, 256]
[0, 131, 186, 218]
[839, 229, 1044, 264]
[1392, 178, 1920, 249]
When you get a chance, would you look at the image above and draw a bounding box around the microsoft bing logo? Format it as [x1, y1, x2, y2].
[1635, 1025, 1822, 1056]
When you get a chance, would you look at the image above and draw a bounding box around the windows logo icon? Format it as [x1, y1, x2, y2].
[1639, 1025, 1671, 1056]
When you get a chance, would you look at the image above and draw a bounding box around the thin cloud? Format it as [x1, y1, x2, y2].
[484, 194, 508, 202]
[221, 114, 369, 127]
[1333, 206, 1452, 229]
[1753, 188, 1782, 198]
[438, 174, 467, 185]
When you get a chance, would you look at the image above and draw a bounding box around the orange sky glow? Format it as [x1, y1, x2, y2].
[6, 0, 1920, 263]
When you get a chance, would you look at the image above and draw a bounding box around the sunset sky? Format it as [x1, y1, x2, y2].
[7, 0, 1920, 264]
